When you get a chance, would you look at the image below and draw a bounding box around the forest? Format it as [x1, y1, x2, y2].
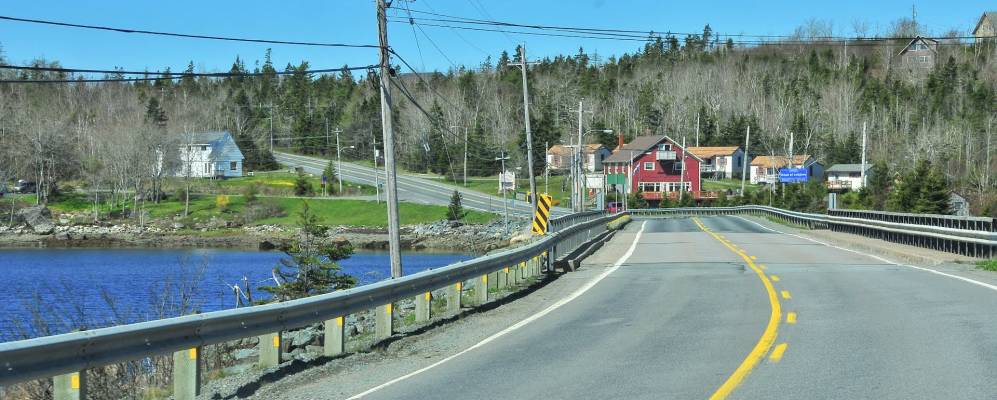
[0, 17, 994, 215]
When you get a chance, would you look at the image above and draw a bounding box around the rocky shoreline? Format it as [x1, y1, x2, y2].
[0, 215, 529, 253]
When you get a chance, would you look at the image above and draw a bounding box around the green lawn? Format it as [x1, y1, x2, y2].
[182, 171, 376, 197]
[439, 175, 571, 207]
[702, 178, 746, 191]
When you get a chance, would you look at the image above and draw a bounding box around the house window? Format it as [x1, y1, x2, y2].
[643, 162, 654, 170]
[672, 162, 683, 172]
[659, 144, 671, 151]
[639, 182, 663, 192]
[919, 55, 929, 63]
[204, 163, 209, 173]
[230, 161, 237, 171]
[201, 145, 208, 151]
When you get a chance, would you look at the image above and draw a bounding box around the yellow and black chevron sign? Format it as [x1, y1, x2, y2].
[532, 193, 553, 235]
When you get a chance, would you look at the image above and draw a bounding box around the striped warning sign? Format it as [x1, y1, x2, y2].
[532, 193, 553, 235]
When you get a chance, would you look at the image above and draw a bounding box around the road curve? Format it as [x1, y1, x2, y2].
[273, 152, 571, 218]
[258, 216, 997, 399]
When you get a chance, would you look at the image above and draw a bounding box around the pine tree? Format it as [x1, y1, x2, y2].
[447, 190, 464, 221]
[260, 202, 355, 301]
[294, 171, 314, 196]
[145, 97, 167, 128]
[323, 160, 338, 195]
[914, 166, 951, 214]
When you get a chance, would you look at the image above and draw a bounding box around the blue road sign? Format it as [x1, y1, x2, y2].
[779, 168, 808, 183]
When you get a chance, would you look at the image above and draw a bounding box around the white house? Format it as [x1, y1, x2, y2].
[749, 155, 824, 184]
[826, 164, 873, 191]
[687, 146, 745, 179]
[546, 144, 611, 172]
[176, 131, 245, 178]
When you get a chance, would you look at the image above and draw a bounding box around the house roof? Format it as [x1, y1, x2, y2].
[546, 144, 606, 156]
[826, 164, 872, 173]
[897, 36, 939, 56]
[750, 155, 813, 168]
[603, 135, 703, 164]
[974, 12, 997, 35]
[687, 146, 741, 159]
[184, 131, 244, 161]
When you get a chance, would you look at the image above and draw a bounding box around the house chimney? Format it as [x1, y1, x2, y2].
[617, 133, 625, 149]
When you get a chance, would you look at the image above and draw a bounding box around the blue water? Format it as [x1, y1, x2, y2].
[0, 248, 474, 342]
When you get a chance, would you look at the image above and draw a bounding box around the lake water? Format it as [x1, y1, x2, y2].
[0, 248, 475, 342]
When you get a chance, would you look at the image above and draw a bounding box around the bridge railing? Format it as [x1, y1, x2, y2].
[630, 206, 997, 259]
[0, 212, 623, 397]
[548, 210, 606, 232]
[828, 209, 995, 232]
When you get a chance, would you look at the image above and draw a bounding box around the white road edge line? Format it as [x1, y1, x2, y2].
[733, 216, 997, 293]
[345, 221, 648, 399]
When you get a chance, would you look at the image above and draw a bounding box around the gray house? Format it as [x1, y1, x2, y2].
[176, 131, 245, 178]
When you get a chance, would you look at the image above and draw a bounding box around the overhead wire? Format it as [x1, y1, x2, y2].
[0, 15, 381, 48]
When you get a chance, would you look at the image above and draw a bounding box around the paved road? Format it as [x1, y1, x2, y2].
[274, 152, 571, 218]
[332, 216, 997, 399]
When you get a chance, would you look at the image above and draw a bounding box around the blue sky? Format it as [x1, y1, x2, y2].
[0, 1, 989, 75]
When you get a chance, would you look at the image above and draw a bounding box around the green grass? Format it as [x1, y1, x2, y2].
[40, 191, 497, 228]
[702, 178, 744, 191]
[977, 259, 997, 272]
[181, 171, 377, 197]
[438, 175, 571, 207]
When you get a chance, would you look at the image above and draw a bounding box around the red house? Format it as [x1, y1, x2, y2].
[603, 135, 702, 204]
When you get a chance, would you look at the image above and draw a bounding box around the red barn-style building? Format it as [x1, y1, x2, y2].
[603, 135, 702, 204]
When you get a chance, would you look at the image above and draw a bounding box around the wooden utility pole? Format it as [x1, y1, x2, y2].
[741, 125, 750, 196]
[510, 44, 538, 218]
[377, 0, 403, 277]
[860, 122, 867, 188]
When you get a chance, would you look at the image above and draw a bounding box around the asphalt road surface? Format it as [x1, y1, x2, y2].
[274, 152, 571, 218]
[331, 216, 997, 399]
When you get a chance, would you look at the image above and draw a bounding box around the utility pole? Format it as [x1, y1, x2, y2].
[372, 137, 380, 203]
[544, 141, 549, 194]
[695, 113, 700, 147]
[496, 152, 511, 232]
[452, 125, 468, 186]
[860, 122, 867, 188]
[510, 44, 538, 219]
[679, 137, 686, 202]
[268, 101, 275, 152]
[576, 101, 584, 212]
[741, 125, 750, 196]
[376, 0, 402, 278]
[335, 128, 345, 194]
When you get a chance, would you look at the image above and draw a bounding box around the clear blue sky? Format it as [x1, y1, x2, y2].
[0, 1, 989, 75]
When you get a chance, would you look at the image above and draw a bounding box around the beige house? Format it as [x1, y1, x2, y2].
[546, 144, 611, 172]
[896, 36, 939, 77]
[973, 12, 996, 39]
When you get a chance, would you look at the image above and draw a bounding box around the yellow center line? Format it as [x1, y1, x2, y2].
[770, 275, 780, 282]
[694, 218, 782, 400]
[758, 264, 767, 270]
[769, 343, 788, 362]
[781, 290, 792, 300]
[786, 312, 797, 324]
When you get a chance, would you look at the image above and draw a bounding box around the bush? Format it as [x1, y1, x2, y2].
[215, 195, 231, 211]
[447, 190, 464, 221]
[245, 182, 260, 203]
[978, 259, 997, 272]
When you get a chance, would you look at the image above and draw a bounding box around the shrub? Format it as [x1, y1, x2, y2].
[215, 195, 230, 211]
[447, 190, 464, 221]
[293, 172, 314, 196]
[245, 182, 260, 204]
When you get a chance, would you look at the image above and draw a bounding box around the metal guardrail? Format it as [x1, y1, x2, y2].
[548, 210, 606, 232]
[828, 209, 995, 232]
[630, 206, 997, 259]
[0, 212, 623, 393]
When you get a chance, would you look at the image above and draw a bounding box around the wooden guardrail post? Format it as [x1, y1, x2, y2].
[475, 274, 488, 304]
[446, 282, 462, 314]
[323, 316, 345, 357]
[375, 303, 393, 341]
[53, 371, 85, 400]
[258, 332, 282, 368]
[172, 347, 201, 400]
[415, 292, 431, 323]
[498, 266, 509, 289]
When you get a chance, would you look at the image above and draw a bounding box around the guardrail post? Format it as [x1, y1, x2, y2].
[475, 274, 488, 304]
[375, 303, 393, 341]
[498, 267, 509, 289]
[415, 292, 431, 323]
[446, 282, 462, 314]
[53, 371, 86, 400]
[173, 347, 201, 400]
[323, 316, 345, 357]
[258, 332, 282, 368]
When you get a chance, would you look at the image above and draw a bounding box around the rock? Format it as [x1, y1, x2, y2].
[258, 240, 277, 251]
[232, 348, 257, 361]
[288, 327, 320, 349]
[172, 222, 185, 230]
[16, 206, 55, 235]
[55, 232, 72, 241]
[305, 345, 324, 355]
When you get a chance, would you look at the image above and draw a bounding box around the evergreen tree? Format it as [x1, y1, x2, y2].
[294, 171, 314, 196]
[447, 190, 464, 221]
[145, 97, 167, 128]
[260, 202, 356, 301]
[520, 102, 559, 178]
[323, 160, 338, 195]
[862, 161, 892, 210]
[913, 166, 951, 214]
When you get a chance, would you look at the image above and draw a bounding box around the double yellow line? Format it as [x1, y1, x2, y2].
[692, 218, 783, 400]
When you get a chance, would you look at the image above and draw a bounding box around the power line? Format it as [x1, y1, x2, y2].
[0, 64, 378, 77]
[0, 15, 381, 48]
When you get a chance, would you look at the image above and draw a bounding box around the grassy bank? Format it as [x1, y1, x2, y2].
[977, 259, 997, 272]
[9, 192, 497, 228]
